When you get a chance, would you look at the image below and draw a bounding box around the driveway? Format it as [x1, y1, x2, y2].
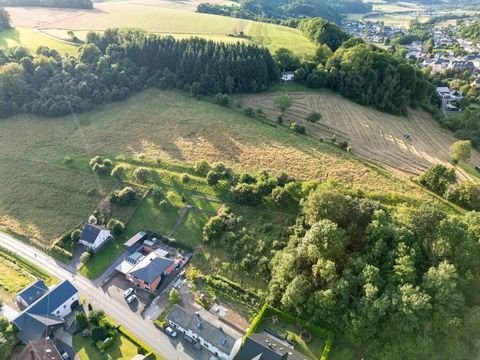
[102, 273, 148, 315]
[0, 231, 197, 360]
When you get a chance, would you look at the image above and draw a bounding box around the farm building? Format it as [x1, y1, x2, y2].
[12, 280, 79, 343]
[79, 223, 111, 252]
[167, 305, 243, 360]
[15, 279, 49, 308]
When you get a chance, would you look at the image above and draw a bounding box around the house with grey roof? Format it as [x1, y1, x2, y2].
[167, 305, 243, 360]
[16, 279, 49, 308]
[12, 280, 79, 343]
[124, 250, 175, 292]
[79, 222, 111, 252]
[238, 333, 308, 360]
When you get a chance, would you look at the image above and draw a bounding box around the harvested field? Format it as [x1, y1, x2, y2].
[241, 90, 480, 179]
[6, 1, 314, 56]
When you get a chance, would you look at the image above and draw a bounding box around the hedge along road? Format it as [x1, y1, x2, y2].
[0, 231, 193, 360]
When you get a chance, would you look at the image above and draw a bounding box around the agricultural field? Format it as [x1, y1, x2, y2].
[5, 1, 315, 57]
[0, 27, 79, 54]
[241, 89, 480, 180]
[0, 88, 452, 251]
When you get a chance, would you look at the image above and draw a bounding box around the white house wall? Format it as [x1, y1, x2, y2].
[93, 230, 111, 250]
[50, 292, 79, 318]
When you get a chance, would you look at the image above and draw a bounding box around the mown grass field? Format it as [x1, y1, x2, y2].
[0, 27, 79, 54]
[0, 89, 445, 249]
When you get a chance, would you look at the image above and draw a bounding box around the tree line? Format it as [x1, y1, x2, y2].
[0, 29, 279, 118]
[0, 7, 10, 31]
[196, 0, 371, 25]
[0, 0, 92, 8]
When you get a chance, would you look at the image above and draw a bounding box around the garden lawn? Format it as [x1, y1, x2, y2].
[73, 333, 139, 360]
[259, 314, 329, 360]
[0, 27, 78, 54]
[0, 256, 35, 295]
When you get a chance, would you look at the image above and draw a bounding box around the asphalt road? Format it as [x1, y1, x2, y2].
[0, 231, 193, 360]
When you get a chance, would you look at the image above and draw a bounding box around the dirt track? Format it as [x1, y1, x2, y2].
[242, 91, 480, 179]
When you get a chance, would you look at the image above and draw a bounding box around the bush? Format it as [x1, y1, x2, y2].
[106, 219, 125, 235]
[339, 141, 348, 149]
[88, 310, 105, 326]
[92, 327, 108, 342]
[215, 93, 230, 106]
[230, 183, 261, 206]
[271, 186, 289, 206]
[63, 156, 73, 165]
[206, 171, 221, 186]
[71, 229, 81, 242]
[80, 251, 91, 264]
[111, 165, 125, 178]
[90, 156, 113, 175]
[109, 187, 138, 206]
[277, 115, 283, 124]
[169, 288, 181, 304]
[306, 111, 322, 122]
[134, 167, 150, 183]
[243, 107, 254, 117]
[290, 122, 306, 134]
[180, 173, 190, 183]
[418, 164, 457, 196]
[194, 160, 211, 176]
[151, 187, 164, 201]
[76, 312, 88, 332]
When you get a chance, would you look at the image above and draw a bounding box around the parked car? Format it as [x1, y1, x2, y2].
[165, 326, 177, 337]
[123, 288, 134, 298]
[126, 294, 137, 304]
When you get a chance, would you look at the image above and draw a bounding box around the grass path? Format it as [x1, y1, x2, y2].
[0, 27, 79, 54]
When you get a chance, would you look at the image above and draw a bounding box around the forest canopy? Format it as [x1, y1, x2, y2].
[267, 184, 480, 359]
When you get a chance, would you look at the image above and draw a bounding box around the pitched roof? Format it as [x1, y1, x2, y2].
[17, 338, 63, 360]
[12, 280, 78, 342]
[167, 305, 239, 355]
[80, 223, 108, 244]
[129, 256, 174, 284]
[17, 279, 49, 306]
[238, 333, 308, 360]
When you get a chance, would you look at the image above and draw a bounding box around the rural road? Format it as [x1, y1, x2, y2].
[0, 231, 194, 360]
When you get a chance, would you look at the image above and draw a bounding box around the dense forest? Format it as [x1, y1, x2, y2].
[197, 0, 372, 24]
[0, 7, 10, 30]
[0, 0, 92, 8]
[0, 29, 279, 118]
[268, 186, 480, 359]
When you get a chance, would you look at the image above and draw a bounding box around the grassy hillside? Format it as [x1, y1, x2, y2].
[0, 27, 79, 54]
[0, 89, 438, 245]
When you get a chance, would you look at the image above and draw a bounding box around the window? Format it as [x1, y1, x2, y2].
[63, 305, 67, 309]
